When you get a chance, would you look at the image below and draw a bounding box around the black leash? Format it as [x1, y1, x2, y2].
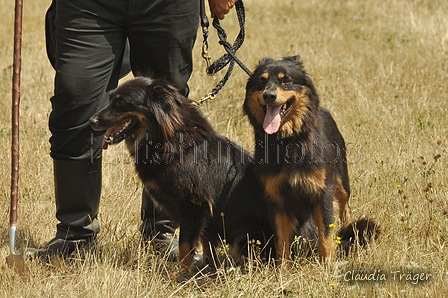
[195, 0, 252, 106]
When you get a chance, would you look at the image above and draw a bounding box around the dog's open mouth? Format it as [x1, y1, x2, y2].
[102, 119, 133, 149]
[262, 98, 294, 134]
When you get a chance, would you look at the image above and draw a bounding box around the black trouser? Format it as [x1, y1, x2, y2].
[48, 0, 199, 238]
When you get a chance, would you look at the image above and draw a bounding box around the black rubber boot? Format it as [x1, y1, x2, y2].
[140, 189, 179, 258]
[31, 158, 102, 259]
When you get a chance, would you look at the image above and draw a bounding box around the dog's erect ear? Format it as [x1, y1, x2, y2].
[256, 57, 275, 69]
[283, 55, 302, 63]
[283, 55, 306, 75]
[146, 83, 182, 139]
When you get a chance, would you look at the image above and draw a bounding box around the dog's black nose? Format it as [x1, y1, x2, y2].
[263, 91, 277, 103]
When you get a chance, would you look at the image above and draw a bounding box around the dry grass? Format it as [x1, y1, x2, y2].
[1, 0, 447, 296]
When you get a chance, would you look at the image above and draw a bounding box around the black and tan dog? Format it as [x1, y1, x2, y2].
[89, 77, 318, 274]
[244, 55, 377, 262]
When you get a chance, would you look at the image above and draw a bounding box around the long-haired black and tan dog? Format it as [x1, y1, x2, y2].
[244, 55, 378, 263]
[89, 76, 319, 274]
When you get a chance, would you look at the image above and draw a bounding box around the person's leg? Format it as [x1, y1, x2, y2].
[49, 0, 127, 161]
[126, 0, 199, 95]
[35, 0, 128, 258]
[38, 157, 102, 257]
[126, 0, 199, 240]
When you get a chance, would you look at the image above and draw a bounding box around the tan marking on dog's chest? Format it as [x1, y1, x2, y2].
[262, 167, 327, 206]
[289, 167, 327, 195]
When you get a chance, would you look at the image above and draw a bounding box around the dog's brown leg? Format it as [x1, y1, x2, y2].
[313, 204, 334, 262]
[334, 178, 351, 224]
[201, 237, 214, 265]
[178, 241, 193, 274]
[274, 210, 296, 263]
[177, 213, 196, 275]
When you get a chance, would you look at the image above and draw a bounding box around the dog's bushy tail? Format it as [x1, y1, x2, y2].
[337, 217, 380, 256]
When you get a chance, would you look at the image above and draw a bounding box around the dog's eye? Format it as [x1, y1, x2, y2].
[257, 76, 267, 85]
[115, 100, 126, 108]
[281, 75, 292, 84]
[115, 100, 127, 110]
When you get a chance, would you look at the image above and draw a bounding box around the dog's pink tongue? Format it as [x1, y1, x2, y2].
[102, 128, 114, 150]
[263, 105, 282, 134]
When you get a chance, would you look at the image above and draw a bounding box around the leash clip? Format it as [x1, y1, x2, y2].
[193, 93, 216, 106]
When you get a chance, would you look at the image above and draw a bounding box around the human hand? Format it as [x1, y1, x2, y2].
[208, 0, 238, 20]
